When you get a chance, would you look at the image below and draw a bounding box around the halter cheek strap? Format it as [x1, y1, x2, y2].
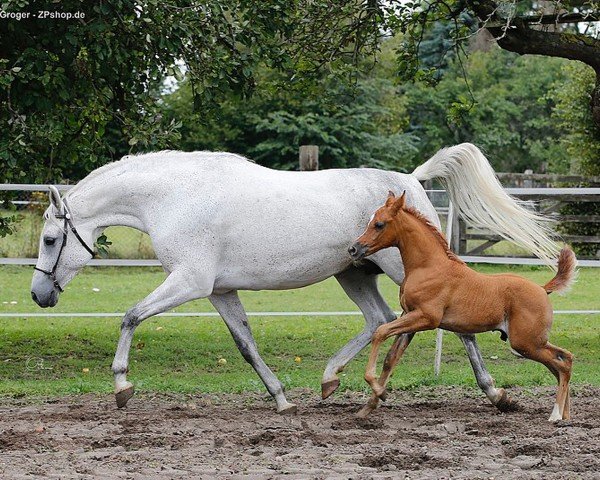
[34, 198, 96, 292]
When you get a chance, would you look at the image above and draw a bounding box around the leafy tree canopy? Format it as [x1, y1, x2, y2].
[0, 0, 382, 184]
[162, 70, 418, 171]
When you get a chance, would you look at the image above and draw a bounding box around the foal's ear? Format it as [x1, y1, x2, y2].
[48, 185, 63, 211]
[390, 190, 407, 215]
[398, 190, 407, 208]
[385, 190, 396, 207]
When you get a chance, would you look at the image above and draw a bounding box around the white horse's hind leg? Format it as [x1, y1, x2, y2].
[209, 291, 297, 414]
[322, 267, 396, 399]
[459, 334, 518, 412]
[112, 270, 211, 408]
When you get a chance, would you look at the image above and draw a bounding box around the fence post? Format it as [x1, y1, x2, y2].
[299, 145, 319, 171]
[523, 169, 534, 188]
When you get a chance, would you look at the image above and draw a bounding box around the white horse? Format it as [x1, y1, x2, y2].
[31, 144, 557, 413]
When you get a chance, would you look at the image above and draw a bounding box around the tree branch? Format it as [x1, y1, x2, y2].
[466, 1, 600, 72]
[487, 11, 600, 27]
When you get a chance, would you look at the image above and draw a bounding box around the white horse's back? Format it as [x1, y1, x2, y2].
[105, 151, 432, 290]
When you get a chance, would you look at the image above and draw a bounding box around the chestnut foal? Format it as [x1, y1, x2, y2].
[349, 191, 577, 422]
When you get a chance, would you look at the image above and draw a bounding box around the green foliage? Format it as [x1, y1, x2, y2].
[162, 74, 419, 171]
[550, 63, 600, 176]
[94, 235, 112, 259]
[401, 48, 569, 172]
[550, 62, 600, 258]
[417, 12, 476, 80]
[1, 1, 187, 184]
[0, 213, 22, 238]
[0, 0, 382, 183]
[248, 79, 419, 170]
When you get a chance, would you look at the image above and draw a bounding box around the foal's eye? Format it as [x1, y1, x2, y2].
[44, 237, 56, 246]
[374, 221, 385, 230]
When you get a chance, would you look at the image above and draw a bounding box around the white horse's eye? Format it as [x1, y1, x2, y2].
[44, 237, 56, 246]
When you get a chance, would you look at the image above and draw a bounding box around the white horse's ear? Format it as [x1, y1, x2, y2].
[48, 186, 63, 211]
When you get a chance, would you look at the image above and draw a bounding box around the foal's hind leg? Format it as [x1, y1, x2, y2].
[377, 332, 415, 399]
[515, 342, 573, 421]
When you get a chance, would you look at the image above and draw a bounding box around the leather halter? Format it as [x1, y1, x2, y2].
[33, 198, 95, 292]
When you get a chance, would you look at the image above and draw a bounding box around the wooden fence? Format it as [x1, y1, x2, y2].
[445, 172, 600, 259]
[447, 188, 600, 259]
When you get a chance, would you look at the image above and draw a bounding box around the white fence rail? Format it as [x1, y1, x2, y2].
[1, 184, 599, 267]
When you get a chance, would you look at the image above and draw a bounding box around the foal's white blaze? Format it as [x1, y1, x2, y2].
[358, 209, 381, 239]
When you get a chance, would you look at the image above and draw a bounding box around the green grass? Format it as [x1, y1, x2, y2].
[0, 265, 598, 397]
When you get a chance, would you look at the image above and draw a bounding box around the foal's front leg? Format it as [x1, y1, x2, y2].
[364, 310, 438, 398]
[357, 333, 414, 418]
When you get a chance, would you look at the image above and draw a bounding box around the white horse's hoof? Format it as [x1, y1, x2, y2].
[115, 383, 135, 409]
[277, 402, 298, 415]
[494, 388, 518, 412]
[321, 378, 340, 399]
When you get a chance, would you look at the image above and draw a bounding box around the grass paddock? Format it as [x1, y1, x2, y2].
[0, 264, 598, 397]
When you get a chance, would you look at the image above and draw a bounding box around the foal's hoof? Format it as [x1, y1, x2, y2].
[356, 396, 379, 419]
[277, 402, 298, 415]
[115, 385, 135, 409]
[356, 404, 375, 419]
[321, 379, 340, 399]
[494, 388, 519, 412]
[378, 389, 388, 402]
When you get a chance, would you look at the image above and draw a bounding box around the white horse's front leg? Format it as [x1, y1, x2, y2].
[111, 270, 210, 408]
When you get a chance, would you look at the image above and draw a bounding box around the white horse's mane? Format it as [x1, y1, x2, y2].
[65, 150, 250, 199]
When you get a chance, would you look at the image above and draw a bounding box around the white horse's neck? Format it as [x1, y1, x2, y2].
[66, 164, 148, 233]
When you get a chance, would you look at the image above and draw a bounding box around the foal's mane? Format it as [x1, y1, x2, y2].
[403, 206, 465, 264]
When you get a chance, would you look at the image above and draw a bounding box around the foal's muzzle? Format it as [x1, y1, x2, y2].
[348, 242, 369, 261]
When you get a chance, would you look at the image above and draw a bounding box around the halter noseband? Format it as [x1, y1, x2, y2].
[33, 198, 96, 292]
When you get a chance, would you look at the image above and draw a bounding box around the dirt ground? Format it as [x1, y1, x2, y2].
[1, 386, 599, 479]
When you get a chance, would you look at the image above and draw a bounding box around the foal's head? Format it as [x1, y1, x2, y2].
[348, 191, 406, 261]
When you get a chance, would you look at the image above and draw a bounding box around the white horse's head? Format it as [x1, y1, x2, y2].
[31, 186, 96, 307]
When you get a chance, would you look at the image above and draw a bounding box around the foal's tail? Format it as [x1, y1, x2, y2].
[543, 246, 578, 295]
[412, 143, 559, 267]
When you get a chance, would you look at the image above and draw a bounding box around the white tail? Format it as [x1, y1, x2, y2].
[412, 143, 559, 267]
